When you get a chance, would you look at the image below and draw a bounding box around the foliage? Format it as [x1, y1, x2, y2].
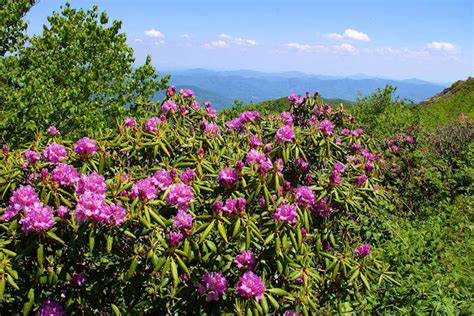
[0, 91, 396, 314]
[0, 2, 169, 145]
[224, 95, 354, 118]
[0, 0, 36, 56]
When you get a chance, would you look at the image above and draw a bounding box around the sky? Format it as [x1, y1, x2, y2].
[25, 0, 473, 83]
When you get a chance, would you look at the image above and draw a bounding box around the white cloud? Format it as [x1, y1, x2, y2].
[325, 28, 370, 42]
[334, 43, 356, 53]
[343, 29, 370, 41]
[181, 33, 191, 39]
[287, 42, 325, 52]
[326, 33, 344, 40]
[204, 40, 230, 48]
[144, 28, 164, 38]
[134, 38, 143, 43]
[426, 41, 455, 51]
[216, 33, 258, 46]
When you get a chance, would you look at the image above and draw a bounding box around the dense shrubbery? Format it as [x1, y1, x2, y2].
[0, 89, 400, 314]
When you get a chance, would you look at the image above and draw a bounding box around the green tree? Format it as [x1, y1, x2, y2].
[0, 0, 36, 56]
[0, 2, 169, 144]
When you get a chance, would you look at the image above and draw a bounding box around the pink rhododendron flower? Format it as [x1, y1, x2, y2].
[223, 197, 246, 215]
[47, 126, 59, 136]
[124, 117, 136, 127]
[236, 271, 265, 301]
[43, 143, 67, 163]
[167, 183, 194, 210]
[312, 197, 333, 218]
[106, 203, 127, 226]
[354, 243, 371, 257]
[288, 94, 304, 106]
[52, 163, 79, 186]
[71, 271, 87, 287]
[39, 300, 66, 316]
[144, 117, 162, 133]
[166, 85, 176, 96]
[226, 118, 243, 131]
[23, 150, 39, 165]
[276, 125, 295, 143]
[2, 145, 9, 155]
[318, 119, 334, 137]
[162, 100, 177, 113]
[234, 250, 256, 270]
[173, 209, 193, 233]
[217, 168, 238, 187]
[280, 111, 293, 125]
[180, 168, 196, 184]
[130, 177, 157, 201]
[273, 203, 298, 224]
[152, 169, 173, 190]
[182, 88, 194, 98]
[74, 137, 97, 156]
[249, 134, 263, 148]
[76, 172, 107, 197]
[206, 107, 217, 118]
[19, 202, 55, 232]
[198, 272, 228, 302]
[169, 231, 183, 247]
[293, 186, 315, 207]
[239, 111, 261, 124]
[330, 170, 342, 185]
[57, 206, 69, 218]
[74, 191, 108, 222]
[355, 174, 368, 186]
[3, 185, 39, 221]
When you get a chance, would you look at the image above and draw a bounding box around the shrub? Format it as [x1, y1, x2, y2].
[0, 90, 396, 314]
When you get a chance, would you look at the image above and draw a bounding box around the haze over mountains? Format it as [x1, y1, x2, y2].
[157, 69, 448, 109]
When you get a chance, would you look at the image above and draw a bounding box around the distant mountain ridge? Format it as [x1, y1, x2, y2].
[156, 69, 448, 109]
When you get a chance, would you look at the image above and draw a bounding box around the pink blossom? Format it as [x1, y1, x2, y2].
[43, 143, 67, 163]
[312, 197, 333, 218]
[223, 197, 246, 215]
[273, 204, 298, 224]
[39, 300, 66, 316]
[3, 185, 39, 221]
[173, 209, 193, 233]
[47, 126, 59, 136]
[239, 111, 261, 124]
[23, 150, 39, 165]
[76, 172, 107, 197]
[276, 125, 295, 143]
[167, 183, 194, 210]
[52, 163, 79, 186]
[180, 168, 196, 184]
[318, 119, 334, 137]
[57, 206, 69, 218]
[74, 191, 108, 222]
[74, 137, 97, 156]
[152, 169, 173, 190]
[162, 100, 177, 113]
[144, 117, 162, 133]
[198, 272, 228, 301]
[236, 271, 265, 301]
[124, 117, 137, 127]
[226, 118, 243, 131]
[182, 89, 194, 98]
[166, 85, 176, 96]
[19, 202, 55, 232]
[354, 174, 368, 186]
[280, 112, 293, 125]
[130, 177, 157, 201]
[293, 186, 315, 207]
[234, 250, 256, 270]
[217, 168, 238, 187]
[169, 231, 183, 247]
[71, 271, 87, 287]
[354, 243, 371, 257]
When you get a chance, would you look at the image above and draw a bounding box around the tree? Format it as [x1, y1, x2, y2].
[0, 0, 36, 56]
[0, 2, 169, 144]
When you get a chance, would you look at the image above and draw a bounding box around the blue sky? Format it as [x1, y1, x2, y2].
[26, 0, 473, 82]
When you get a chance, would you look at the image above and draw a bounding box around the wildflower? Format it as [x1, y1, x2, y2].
[76, 172, 107, 197]
[223, 197, 246, 215]
[124, 117, 137, 127]
[288, 94, 304, 106]
[318, 119, 334, 137]
[130, 177, 157, 201]
[217, 168, 238, 187]
[19, 202, 55, 232]
[293, 186, 315, 207]
[329, 170, 342, 185]
[276, 125, 295, 143]
[354, 174, 368, 186]
[173, 209, 193, 233]
[235, 271, 265, 301]
[226, 118, 243, 131]
[57, 206, 69, 218]
[71, 272, 87, 287]
[162, 100, 177, 113]
[280, 112, 293, 125]
[273, 204, 298, 224]
[294, 158, 309, 173]
[182, 89, 194, 98]
[144, 117, 161, 133]
[47, 126, 59, 136]
[74, 137, 97, 156]
[239, 111, 260, 124]
[213, 200, 224, 213]
[198, 272, 228, 301]
[152, 169, 173, 190]
[38, 300, 66, 316]
[169, 231, 183, 247]
[3, 185, 39, 221]
[354, 243, 371, 257]
[2, 145, 9, 155]
[206, 107, 217, 118]
[167, 183, 194, 210]
[74, 191, 108, 222]
[234, 250, 256, 270]
[52, 163, 79, 186]
[43, 143, 67, 163]
[249, 134, 263, 148]
[166, 85, 176, 96]
[23, 150, 39, 165]
[180, 168, 196, 184]
[312, 197, 333, 218]
[106, 203, 127, 226]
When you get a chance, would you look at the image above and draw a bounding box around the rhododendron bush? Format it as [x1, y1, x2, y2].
[0, 89, 397, 314]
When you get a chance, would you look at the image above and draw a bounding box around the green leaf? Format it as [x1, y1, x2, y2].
[199, 220, 215, 243]
[267, 288, 291, 296]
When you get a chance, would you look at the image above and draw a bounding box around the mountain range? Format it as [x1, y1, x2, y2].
[156, 69, 448, 109]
